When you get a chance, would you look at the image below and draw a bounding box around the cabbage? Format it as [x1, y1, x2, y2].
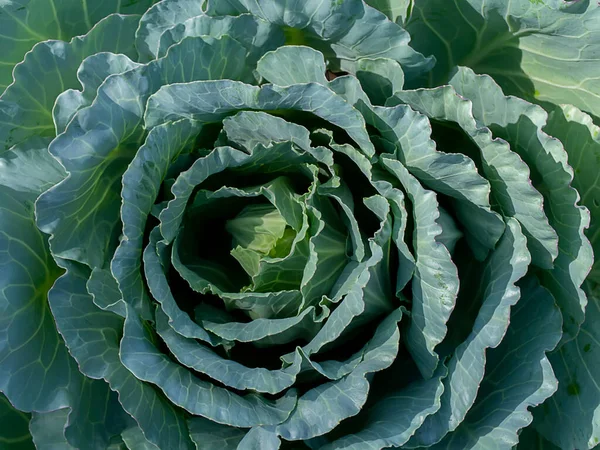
[0, 1, 598, 449]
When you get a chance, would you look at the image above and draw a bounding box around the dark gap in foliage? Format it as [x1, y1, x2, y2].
[154, 321, 292, 401]
[323, 343, 419, 442]
[197, 292, 252, 325]
[331, 151, 380, 238]
[311, 315, 384, 364]
[280, 440, 312, 450]
[197, 122, 223, 149]
[430, 119, 485, 174]
[387, 234, 401, 304]
[436, 239, 484, 360]
[400, 190, 416, 267]
[165, 264, 203, 317]
[398, 188, 417, 304]
[197, 168, 311, 195]
[274, 110, 356, 148]
[366, 124, 383, 143]
[180, 202, 252, 292]
[228, 339, 308, 372]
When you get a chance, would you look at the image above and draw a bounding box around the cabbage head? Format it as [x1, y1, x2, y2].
[1, 1, 599, 449]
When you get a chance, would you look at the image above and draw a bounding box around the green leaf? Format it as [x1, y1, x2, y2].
[237, 427, 280, 450]
[120, 302, 298, 428]
[205, 0, 433, 79]
[0, 13, 141, 152]
[396, 78, 559, 269]
[276, 309, 402, 441]
[155, 13, 283, 64]
[156, 307, 304, 394]
[281, 194, 395, 362]
[0, 393, 33, 450]
[187, 417, 246, 450]
[516, 426, 561, 450]
[404, 0, 600, 118]
[542, 104, 600, 287]
[227, 204, 288, 258]
[63, 377, 130, 450]
[36, 35, 247, 269]
[53, 53, 142, 134]
[355, 58, 405, 105]
[0, 136, 65, 194]
[531, 286, 600, 449]
[145, 80, 376, 156]
[381, 156, 459, 379]
[436, 208, 462, 255]
[331, 75, 505, 260]
[135, 0, 205, 61]
[121, 425, 159, 450]
[428, 276, 562, 449]
[0, 186, 78, 413]
[30, 409, 75, 450]
[449, 67, 592, 344]
[321, 365, 447, 450]
[112, 118, 201, 316]
[48, 262, 194, 450]
[257, 46, 328, 85]
[364, 0, 412, 24]
[409, 218, 531, 447]
[0, 0, 154, 92]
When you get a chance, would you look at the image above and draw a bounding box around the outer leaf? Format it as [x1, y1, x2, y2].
[0, 137, 66, 194]
[237, 427, 280, 450]
[409, 218, 531, 447]
[532, 287, 600, 449]
[257, 46, 328, 86]
[187, 417, 245, 450]
[321, 365, 447, 450]
[516, 426, 561, 450]
[36, 35, 247, 269]
[48, 262, 194, 450]
[0, 187, 76, 412]
[276, 309, 402, 441]
[53, 53, 142, 134]
[145, 80, 376, 156]
[204, 0, 433, 79]
[381, 156, 459, 379]
[395, 80, 558, 269]
[63, 378, 130, 450]
[29, 409, 75, 450]
[156, 13, 283, 62]
[120, 302, 298, 428]
[121, 426, 159, 450]
[0, 393, 33, 450]
[449, 67, 592, 344]
[543, 104, 600, 287]
[365, 0, 412, 24]
[135, 0, 204, 61]
[355, 58, 405, 106]
[330, 75, 504, 260]
[405, 0, 600, 118]
[429, 276, 562, 449]
[0, 0, 154, 92]
[112, 118, 201, 316]
[155, 307, 304, 395]
[0, 13, 142, 151]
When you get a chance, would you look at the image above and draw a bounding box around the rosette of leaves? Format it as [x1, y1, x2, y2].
[0, 0, 599, 449]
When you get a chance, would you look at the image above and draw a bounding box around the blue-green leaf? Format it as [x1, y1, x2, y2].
[449, 67, 592, 344]
[428, 276, 562, 449]
[531, 285, 600, 449]
[0, 13, 142, 151]
[0, 393, 33, 450]
[0, 0, 154, 92]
